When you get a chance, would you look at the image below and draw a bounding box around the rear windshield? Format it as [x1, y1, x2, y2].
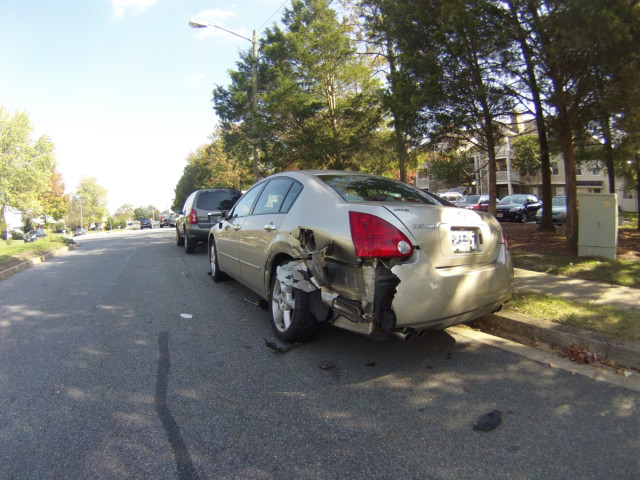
[196, 190, 242, 211]
[317, 174, 445, 206]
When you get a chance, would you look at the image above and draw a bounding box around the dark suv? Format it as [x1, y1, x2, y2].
[176, 188, 242, 253]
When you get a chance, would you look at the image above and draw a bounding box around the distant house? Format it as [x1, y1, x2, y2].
[2, 206, 23, 231]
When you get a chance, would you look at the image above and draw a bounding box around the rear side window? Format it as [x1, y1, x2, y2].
[196, 190, 242, 211]
[253, 178, 302, 215]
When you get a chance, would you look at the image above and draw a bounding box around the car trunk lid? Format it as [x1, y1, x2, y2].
[385, 205, 502, 268]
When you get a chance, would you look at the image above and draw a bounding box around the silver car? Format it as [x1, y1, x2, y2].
[208, 171, 513, 343]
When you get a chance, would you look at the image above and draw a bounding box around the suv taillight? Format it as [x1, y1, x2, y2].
[349, 211, 413, 258]
[189, 209, 198, 224]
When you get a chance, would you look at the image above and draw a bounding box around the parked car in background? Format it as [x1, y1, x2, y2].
[140, 218, 153, 229]
[176, 188, 243, 253]
[536, 195, 566, 225]
[456, 195, 493, 212]
[23, 230, 39, 243]
[208, 170, 513, 343]
[438, 191, 464, 203]
[159, 211, 176, 228]
[495, 194, 542, 222]
[73, 228, 87, 236]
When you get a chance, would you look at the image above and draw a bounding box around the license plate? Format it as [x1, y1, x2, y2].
[496, 212, 503, 218]
[451, 230, 477, 253]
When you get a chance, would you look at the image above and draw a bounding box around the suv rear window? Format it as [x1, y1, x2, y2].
[196, 190, 242, 211]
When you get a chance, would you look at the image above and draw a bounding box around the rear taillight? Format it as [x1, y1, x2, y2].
[503, 231, 509, 250]
[189, 209, 198, 224]
[349, 211, 413, 258]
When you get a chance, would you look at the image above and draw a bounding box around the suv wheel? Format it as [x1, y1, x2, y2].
[184, 230, 196, 254]
[176, 228, 184, 246]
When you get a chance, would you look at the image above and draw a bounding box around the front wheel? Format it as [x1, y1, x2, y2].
[176, 228, 184, 246]
[269, 261, 318, 343]
[209, 238, 228, 282]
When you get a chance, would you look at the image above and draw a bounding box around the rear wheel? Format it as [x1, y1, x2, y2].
[269, 261, 318, 343]
[208, 238, 227, 282]
[184, 230, 196, 254]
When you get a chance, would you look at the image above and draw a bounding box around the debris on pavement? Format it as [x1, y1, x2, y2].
[473, 409, 502, 432]
[319, 361, 336, 370]
[265, 338, 294, 353]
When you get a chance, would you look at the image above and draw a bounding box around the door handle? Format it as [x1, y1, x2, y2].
[264, 224, 276, 231]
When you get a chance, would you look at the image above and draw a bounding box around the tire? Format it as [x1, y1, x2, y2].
[184, 229, 196, 254]
[269, 261, 318, 343]
[176, 228, 184, 246]
[208, 238, 228, 282]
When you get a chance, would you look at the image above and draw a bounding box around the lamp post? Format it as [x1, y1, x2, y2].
[189, 20, 260, 182]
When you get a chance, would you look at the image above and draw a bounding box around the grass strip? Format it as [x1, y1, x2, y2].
[0, 235, 74, 270]
[506, 291, 640, 341]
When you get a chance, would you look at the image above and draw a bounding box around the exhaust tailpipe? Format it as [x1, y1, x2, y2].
[392, 328, 419, 342]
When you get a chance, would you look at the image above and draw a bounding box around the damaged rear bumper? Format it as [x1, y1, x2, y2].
[276, 244, 513, 338]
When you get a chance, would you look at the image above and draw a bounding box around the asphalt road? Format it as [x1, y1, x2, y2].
[1, 229, 638, 479]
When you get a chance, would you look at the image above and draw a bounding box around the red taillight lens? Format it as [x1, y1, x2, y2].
[503, 231, 509, 250]
[189, 209, 198, 224]
[349, 211, 413, 258]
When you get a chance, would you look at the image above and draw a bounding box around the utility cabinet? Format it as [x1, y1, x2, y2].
[577, 193, 618, 260]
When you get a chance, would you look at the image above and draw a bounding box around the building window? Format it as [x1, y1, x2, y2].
[551, 161, 559, 175]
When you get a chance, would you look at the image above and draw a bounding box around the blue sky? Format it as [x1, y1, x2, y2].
[0, 0, 287, 213]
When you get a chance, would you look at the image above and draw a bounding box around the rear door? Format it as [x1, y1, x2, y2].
[237, 178, 302, 294]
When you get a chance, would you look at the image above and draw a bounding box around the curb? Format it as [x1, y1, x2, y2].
[0, 245, 73, 281]
[469, 310, 640, 369]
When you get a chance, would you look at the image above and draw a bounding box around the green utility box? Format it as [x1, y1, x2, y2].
[577, 193, 618, 260]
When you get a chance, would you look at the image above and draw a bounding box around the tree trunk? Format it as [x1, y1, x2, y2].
[386, 39, 409, 183]
[506, 0, 555, 232]
[600, 115, 616, 194]
[556, 106, 579, 253]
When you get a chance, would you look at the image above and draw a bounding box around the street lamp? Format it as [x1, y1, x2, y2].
[189, 20, 260, 182]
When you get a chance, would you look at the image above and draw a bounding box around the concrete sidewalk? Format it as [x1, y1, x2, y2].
[472, 268, 640, 370]
[513, 268, 640, 314]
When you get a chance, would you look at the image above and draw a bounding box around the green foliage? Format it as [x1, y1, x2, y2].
[114, 204, 134, 222]
[133, 205, 158, 220]
[68, 177, 108, 228]
[511, 135, 541, 177]
[213, 0, 390, 176]
[1, 106, 56, 227]
[172, 135, 251, 210]
[428, 150, 475, 187]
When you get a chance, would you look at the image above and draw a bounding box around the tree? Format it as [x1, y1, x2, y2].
[1, 106, 55, 232]
[366, 0, 516, 215]
[114, 204, 134, 223]
[214, 0, 388, 176]
[511, 0, 640, 251]
[133, 205, 158, 220]
[502, 0, 556, 231]
[71, 177, 108, 228]
[40, 167, 70, 222]
[172, 135, 251, 211]
[429, 150, 476, 188]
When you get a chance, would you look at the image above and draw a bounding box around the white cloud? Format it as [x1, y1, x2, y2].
[186, 74, 207, 85]
[110, 0, 158, 20]
[190, 9, 247, 39]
